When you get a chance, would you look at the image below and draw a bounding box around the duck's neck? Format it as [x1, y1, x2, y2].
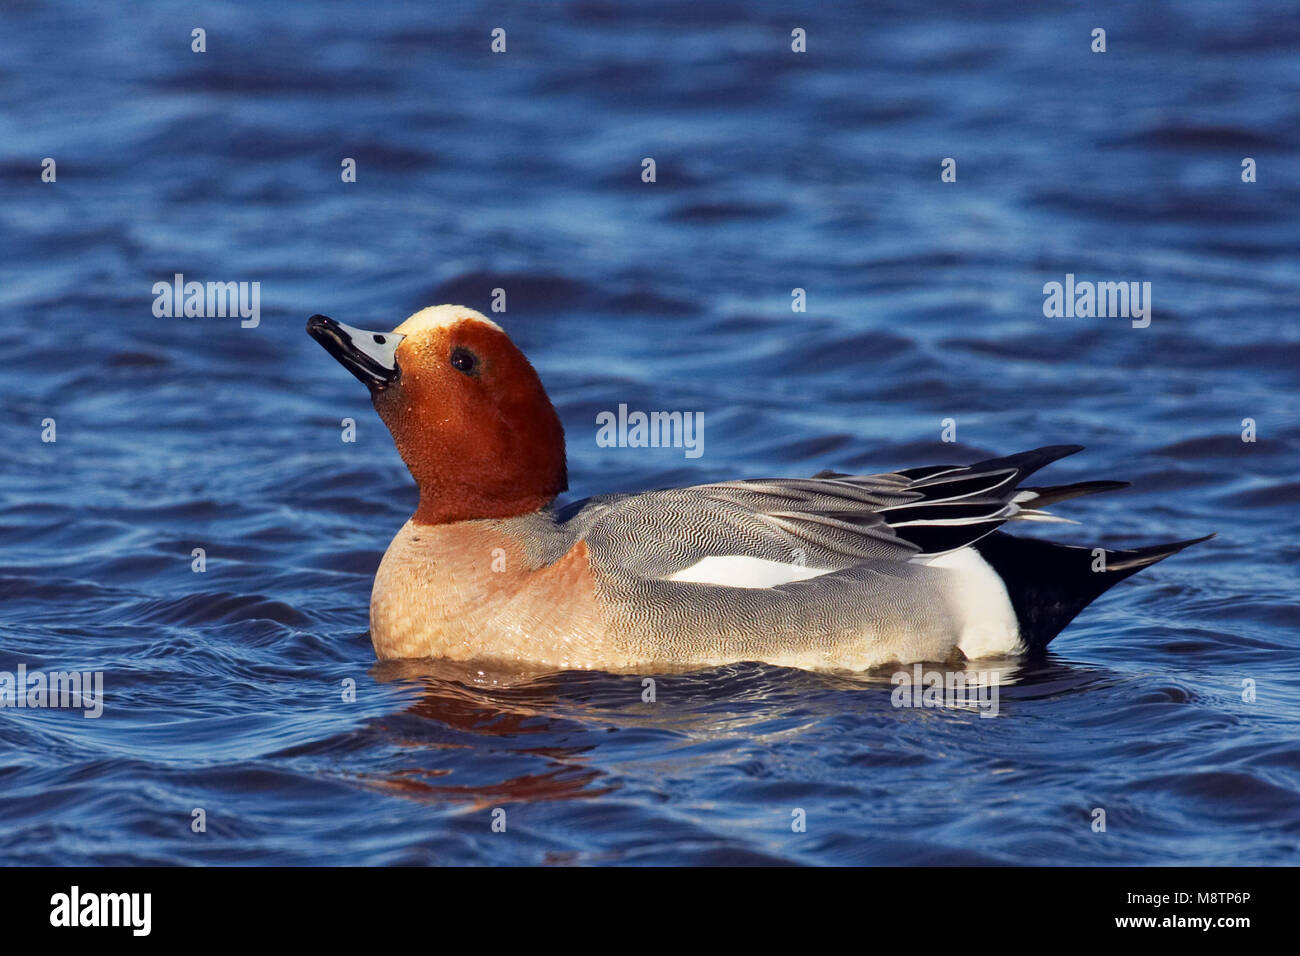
[412, 490, 555, 527]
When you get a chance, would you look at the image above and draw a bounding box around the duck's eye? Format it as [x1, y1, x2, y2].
[450, 346, 479, 375]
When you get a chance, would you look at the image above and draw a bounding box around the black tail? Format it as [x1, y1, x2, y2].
[972, 530, 1214, 652]
[1019, 480, 1130, 508]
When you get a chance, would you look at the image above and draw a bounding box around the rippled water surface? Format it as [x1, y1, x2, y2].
[1, 0, 1298, 865]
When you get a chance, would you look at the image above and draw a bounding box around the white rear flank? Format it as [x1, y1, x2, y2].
[919, 547, 1024, 657]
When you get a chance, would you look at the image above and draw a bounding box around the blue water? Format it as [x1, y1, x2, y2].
[1, 0, 1298, 865]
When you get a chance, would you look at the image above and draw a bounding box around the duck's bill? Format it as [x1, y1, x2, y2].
[307, 314, 404, 391]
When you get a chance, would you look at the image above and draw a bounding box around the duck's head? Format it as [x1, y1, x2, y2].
[308, 305, 566, 525]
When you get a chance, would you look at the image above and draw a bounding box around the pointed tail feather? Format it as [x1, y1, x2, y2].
[1105, 533, 1215, 572]
[967, 444, 1085, 481]
[1017, 480, 1130, 508]
[973, 531, 1214, 652]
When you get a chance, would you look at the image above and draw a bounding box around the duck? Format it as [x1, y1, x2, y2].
[307, 304, 1210, 672]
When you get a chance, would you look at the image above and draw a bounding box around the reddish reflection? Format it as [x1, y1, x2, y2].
[357, 657, 620, 805]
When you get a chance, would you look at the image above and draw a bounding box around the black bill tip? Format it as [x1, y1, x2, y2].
[307, 314, 403, 392]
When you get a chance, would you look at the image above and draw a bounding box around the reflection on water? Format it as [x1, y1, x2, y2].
[354, 653, 1126, 816]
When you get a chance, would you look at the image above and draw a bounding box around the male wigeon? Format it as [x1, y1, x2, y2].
[307, 305, 1209, 672]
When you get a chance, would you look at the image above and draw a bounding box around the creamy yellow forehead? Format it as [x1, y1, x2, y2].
[393, 304, 504, 336]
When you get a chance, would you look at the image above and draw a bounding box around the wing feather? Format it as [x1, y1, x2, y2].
[572, 445, 1096, 579]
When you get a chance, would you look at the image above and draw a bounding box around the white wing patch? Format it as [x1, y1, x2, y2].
[667, 555, 834, 589]
[918, 547, 1023, 657]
